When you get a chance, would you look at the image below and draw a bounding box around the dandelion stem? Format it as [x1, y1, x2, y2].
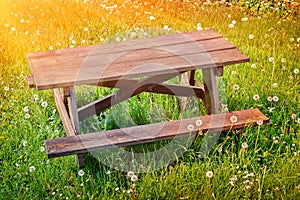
[254, 125, 261, 152]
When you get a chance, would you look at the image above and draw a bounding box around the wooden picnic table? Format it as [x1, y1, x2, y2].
[27, 29, 269, 167]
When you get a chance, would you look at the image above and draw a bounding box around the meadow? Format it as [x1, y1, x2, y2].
[0, 0, 299, 199]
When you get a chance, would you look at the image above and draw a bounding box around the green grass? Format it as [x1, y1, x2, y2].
[0, 0, 299, 199]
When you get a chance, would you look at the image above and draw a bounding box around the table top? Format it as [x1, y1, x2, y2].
[27, 29, 249, 90]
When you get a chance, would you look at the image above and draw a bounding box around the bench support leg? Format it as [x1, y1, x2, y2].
[202, 68, 221, 114]
[68, 87, 85, 168]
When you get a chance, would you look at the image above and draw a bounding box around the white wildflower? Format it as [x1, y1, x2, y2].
[242, 142, 248, 149]
[230, 115, 238, 123]
[206, 171, 213, 178]
[29, 166, 36, 172]
[78, 169, 85, 176]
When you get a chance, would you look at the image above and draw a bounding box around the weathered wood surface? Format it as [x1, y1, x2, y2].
[53, 89, 75, 136]
[45, 108, 269, 158]
[27, 76, 35, 88]
[27, 29, 249, 90]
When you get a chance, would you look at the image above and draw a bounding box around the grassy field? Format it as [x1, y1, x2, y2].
[0, 0, 299, 199]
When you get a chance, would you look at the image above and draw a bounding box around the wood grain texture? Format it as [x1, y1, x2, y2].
[27, 76, 35, 88]
[53, 89, 75, 136]
[27, 29, 249, 90]
[45, 108, 269, 158]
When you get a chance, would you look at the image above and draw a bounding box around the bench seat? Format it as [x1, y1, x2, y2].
[45, 108, 269, 158]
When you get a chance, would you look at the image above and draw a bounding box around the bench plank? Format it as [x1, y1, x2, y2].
[45, 108, 269, 158]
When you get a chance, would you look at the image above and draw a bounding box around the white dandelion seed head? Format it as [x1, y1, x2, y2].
[269, 108, 275, 113]
[291, 114, 296, 119]
[251, 63, 256, 68]
[131, 175, 138, 182]
[115, 37, 121, 42]
[23, 140, 28, 146]
[231, 20, 236, 25]
[81, 40, 86, 44]
[83, 27, 89, 32]
[40, 146, 45, 152]
[242, 142, 248, 149]
[187, 124, 194, 131]
[163, 25, 168, 30]
[24, 106, 30, 112]
[256, 119, 263, 125]
[227, 14, 231, 18]
[233, 84, 239, 91]
[41, 101, 48, 108]
[230, 115, 238, 123]
[195, 119, 203, 126]
[11, 27, 16, 32]
[267, 96, 273, 102]
[149, 16, 156, 20]
[249, 34, 254, 40]
[289, 38, 295, 42]
[78, 169, 85, 176]
[197, 23, 202, 30]
[272, 83, 278, 88]
[281, 58, 286, 63]
[33, 94, 38, 100]
[127, 171, 134, 177]
[4, 86, 9, 91]
[297, 38, 300, 43]
[242, 17, 248, 22]
[49, 46, 54, 50]
[206, 171, 213, 178]
[268, 57, 275, 63]
[272, 96, 279, 102]
[253, 94, 260, 101]
[294, 68, 299, 74]
[115, 187, 119, 191]
[29, 166, 36, 172]
[274, 140, 279, 144]
[228, 24, 234, 29]
[25, 113, 30, 119]
[297, 118, 300, 124]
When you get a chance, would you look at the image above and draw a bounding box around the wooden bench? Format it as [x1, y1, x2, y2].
[27, 29, 269, 167]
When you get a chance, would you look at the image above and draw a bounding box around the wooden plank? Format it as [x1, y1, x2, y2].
[27, 29, 222, 59]
[30, 48, 249, 90]
[45, 108, 269, 158]
[203, 68, 220, 114]
[28, 37, 235, 68]
[53, 89, 75, 136]
[27, 76, 35, 88]
[68, 87, 85, 167]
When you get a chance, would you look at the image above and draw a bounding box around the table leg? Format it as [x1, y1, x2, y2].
[202, 68, 221, 114]
[67, 87, 85, 167]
